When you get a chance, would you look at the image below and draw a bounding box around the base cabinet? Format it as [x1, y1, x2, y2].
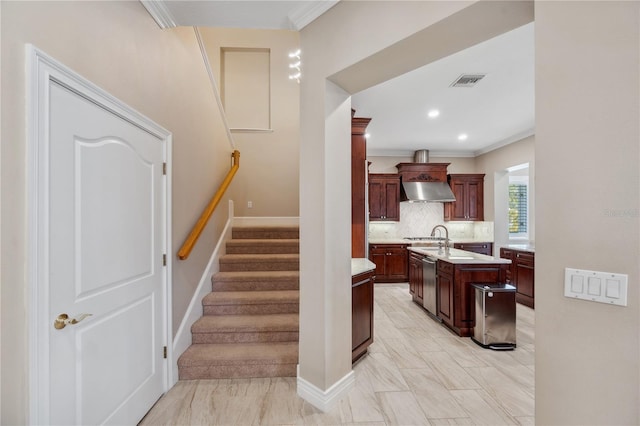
[352, 270, 375, 363]
[436, 261, 454, 325]
[500, 248, 535, 309]
[409, 252, 424, 304]
[369, 244, 409, 282]
[436, 261, 509, 337]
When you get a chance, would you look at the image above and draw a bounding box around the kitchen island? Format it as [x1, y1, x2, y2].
[408, 247, 511, 337]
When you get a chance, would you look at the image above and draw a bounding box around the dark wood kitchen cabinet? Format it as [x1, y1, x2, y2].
[444, 174, 485, 221]
[368, 174, 400, 221]
[369, 244, 408, 282]
[436, 261, 454, 325]
[351, 111, 371, 257]
[436, 260, 509, 337]
[408, 251, 424, 304]
[352, 269, 375, 363]
[500, 248, 535, 309]
[453, 242, 493, 256]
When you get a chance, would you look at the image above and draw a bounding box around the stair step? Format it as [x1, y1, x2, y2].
[191, 314, 299, 344]
[232, 226, 299, 240]
[178, 342, 298, 380]
[226, 238, 299, 254]
[203, 290, 299, 315]
[212, 271, 299, 291]
[219, 254, 299, 272]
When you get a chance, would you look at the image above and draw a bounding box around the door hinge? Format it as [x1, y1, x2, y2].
[163, 346, 167, 359]
[163, 254, 167, 266]
[162, 162, 167, 175]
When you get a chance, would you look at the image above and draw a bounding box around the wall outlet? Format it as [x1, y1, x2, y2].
[247, 201, 253, 208]
[564, 268, 628, 306]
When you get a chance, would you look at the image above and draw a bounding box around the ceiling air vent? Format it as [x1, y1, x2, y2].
[451, 74, 486, 88]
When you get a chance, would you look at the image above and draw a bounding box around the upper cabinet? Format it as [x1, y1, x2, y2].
[368, 173, 400, 221]
[444, 174, 485, 221]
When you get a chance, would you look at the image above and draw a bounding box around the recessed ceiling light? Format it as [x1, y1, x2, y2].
[427, 109, 440, 118]
[458, 133, 468, 141]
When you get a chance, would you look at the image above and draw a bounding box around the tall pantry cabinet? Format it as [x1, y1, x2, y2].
[351, 110, 371, 258]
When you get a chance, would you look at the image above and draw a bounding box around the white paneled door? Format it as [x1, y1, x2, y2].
[29, 47, 172, 425]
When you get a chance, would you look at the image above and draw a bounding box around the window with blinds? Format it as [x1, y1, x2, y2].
[509, 183, 528, 235]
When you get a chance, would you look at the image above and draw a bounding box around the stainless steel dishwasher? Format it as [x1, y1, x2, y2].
[421, 255, 441, 321]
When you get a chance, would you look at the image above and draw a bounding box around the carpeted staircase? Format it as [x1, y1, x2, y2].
[177, 226, 300, 380]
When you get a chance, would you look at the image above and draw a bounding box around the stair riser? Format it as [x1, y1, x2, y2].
[204, 304, 299, 315]
[192, 331, 298, 344]
[179, 364, 297, 380]
[212, 281, 299, 292]
[232, 230, 299, 240]
[226, 246, 299, 255]
[219, 261, 299, 272]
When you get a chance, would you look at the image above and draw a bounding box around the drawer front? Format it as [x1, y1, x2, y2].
[500, 248, 514, 258]
[515, 251, 534, 265]
[438, 261, 454, 275]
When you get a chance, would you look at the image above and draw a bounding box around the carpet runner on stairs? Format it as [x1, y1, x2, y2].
[178, 226, 299, 380]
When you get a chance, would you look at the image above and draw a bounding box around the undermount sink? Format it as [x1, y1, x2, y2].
[448, 256, 475, 260]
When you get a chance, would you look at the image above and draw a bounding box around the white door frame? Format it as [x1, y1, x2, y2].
[26, 45, 173, 424]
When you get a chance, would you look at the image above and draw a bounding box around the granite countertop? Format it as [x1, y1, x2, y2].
[369, 238, 494, 245]
[502, 243, 535, 253]
[351, 258, 376, 276]
[408, 246, 511, 265]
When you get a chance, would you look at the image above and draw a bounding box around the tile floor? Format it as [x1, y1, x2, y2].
[141, 284, 535, 425]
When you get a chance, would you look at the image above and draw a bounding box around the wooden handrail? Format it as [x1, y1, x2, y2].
[177, 150, 240, 260]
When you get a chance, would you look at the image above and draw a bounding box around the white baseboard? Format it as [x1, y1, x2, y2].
[296, 366, 355, 412]
[171, 201, 235, 383]
[233, 216, 299, 227]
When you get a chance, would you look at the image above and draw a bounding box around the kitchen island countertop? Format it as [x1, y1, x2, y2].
[409, 246, 511, 264]
[369, 238, 494, 245]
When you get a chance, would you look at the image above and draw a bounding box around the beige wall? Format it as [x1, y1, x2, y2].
[198, 28, 300, 217]
[2, 1, 239, 423]
[475, 135, 535, 247]
[367, 155, 476, 174]
[535, 1, 639, 424]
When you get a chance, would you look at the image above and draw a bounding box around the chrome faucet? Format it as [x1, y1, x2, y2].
[430, 225, 450, 250]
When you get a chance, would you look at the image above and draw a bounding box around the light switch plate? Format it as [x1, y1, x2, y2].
[564, 268, 628, 306]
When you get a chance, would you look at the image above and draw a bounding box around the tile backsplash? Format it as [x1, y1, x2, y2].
[368, 202, 494, 241]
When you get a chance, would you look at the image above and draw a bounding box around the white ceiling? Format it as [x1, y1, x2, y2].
[141, 1, 534, 158]
[353, 22, 535, 157]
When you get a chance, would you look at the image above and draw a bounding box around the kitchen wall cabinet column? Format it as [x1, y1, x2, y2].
[368, 174, 400, 221]
[351, 111, 371, 258]
[445, 174, 485, 221]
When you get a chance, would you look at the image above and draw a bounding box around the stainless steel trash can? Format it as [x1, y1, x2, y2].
[471, 283, 516, 350]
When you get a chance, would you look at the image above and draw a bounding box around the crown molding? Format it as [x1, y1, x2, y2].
[140, 0, 177, 29]
[367, 148, 477, 158]
[288, 1, 339, 30]
[473, 128, 535, 156]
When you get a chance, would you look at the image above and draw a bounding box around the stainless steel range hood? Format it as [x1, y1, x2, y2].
[400, 181, 456, 202]
[396, 150, 456, 203]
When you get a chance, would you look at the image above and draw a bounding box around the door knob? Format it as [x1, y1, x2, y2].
[54, 313, 92, 330]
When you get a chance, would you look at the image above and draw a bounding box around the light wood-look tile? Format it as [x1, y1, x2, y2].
[376, 391, 431, 425]
[449, 389, 518, 425]
[141, 283, 535, 425]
